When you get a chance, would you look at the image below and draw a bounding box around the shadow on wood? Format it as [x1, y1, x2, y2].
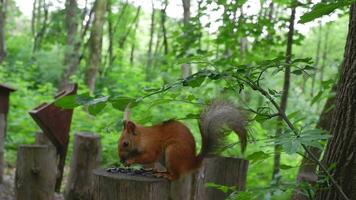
[15, 145, 57, 200]
[192, 156, 249, 200]
[65, 132, 101, 200]
[92, 168, 170, 200]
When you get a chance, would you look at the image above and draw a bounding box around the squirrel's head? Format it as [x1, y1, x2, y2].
[118, 120, 140, 163]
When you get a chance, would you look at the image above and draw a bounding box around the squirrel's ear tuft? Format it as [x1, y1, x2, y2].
[124, 120, 136, 134]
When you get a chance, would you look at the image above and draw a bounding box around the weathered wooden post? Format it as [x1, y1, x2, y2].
[29, 83, 77, 192]
[0, 83, 15, 183]
[170, 175, 194, 200]
[15, 145, 57, 200]
[65, 132, 101, 200]
[92, 169, 170, 200]
[192, 156, 249, 200]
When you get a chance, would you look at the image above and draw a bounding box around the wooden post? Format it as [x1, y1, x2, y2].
[170, 175, 194, 200]
[0, 84, 15, 183]
[35, 131, 54, 147]
[15, 145, 57, 200]
[92, 169, 170, 200]
[64, 132, 101, 200]
[192, 156, 249, 200]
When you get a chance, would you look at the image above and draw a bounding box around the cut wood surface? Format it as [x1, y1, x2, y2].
[192, 156, 249, 200]
[92, 168, 170, 200]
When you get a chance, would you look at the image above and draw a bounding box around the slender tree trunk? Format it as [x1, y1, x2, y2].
[146, 1, 155, 80]
[33, 0, 49, 53]
[181, 0, 191, 78]
[60, 0, 80, 89]
[311, 21, 322, 97]
[118, 7, 141, 49]
[320, 24, 330, 87]
[84, 0, 107, 92]
[107, 0, 114, 68]
[272, 4, 296, 182]
[130, 11, 141, 65]
[160, 0, 168, 55]
[0, 0, 6, 63]
[316, 4, 356, 200]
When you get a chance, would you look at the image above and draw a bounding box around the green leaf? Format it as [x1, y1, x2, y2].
[54, 95, 78, 109]
[110, 97, 136, 111]
[88, 102, 107, 116]
[247, 151, 270, 164]
[311, 90, 323, 105]
[280, 164, 294, 170]
[299, 1, 356, 24]
[292, 69, 303, 75]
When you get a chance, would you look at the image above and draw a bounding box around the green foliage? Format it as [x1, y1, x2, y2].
[300, 0, 356, 23]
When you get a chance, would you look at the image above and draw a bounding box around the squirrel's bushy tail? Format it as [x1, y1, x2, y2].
[197, 101, 247, 161]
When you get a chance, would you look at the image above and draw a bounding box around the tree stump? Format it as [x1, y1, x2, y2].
[170, 174, 194, 200]
[192, 156, 249, 200]
[35, 131, 55, 147]
[0, 114, 5, 184]
[64, 132, 101, 200]
[15, 145, 57, 200]
[92, 168, 170, 200]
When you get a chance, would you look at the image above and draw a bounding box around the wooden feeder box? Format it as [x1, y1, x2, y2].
[29, 83, 77, 192]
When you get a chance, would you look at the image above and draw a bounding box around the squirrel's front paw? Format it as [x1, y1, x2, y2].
[124, 159, 135, 166]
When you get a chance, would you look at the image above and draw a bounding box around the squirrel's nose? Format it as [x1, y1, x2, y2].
[123, 141, 129, 147]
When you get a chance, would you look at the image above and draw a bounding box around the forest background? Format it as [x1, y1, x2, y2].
[0, 0, 353, 199]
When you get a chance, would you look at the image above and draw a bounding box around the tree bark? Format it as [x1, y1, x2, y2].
[0, 0, 6, 63]
[129, 8, 141, 65]
[272, 4, 296, 182]
[311, 21, 322, 97]
[60, 0, 80, 89]
[84, 0, 107, 91]
[181, 0, 191, 78]
[316, 4, 356, 200]
[15, 145, 57, 200]
[32, 0, 49, 53]
[160, 0, 168, 55]
[146, 1, 155, 80]
[64, 133, 101, 200]
[92, 168, 170, 200]
[192, 156, 249, 200]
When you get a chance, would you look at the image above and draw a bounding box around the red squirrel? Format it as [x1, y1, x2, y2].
[118, 101, 247, 181]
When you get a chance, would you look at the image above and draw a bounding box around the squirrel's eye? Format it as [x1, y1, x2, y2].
[123, 141, 129, 147]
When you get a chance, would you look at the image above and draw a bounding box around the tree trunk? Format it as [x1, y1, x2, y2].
[292, 86, 336, 200]
[160, 0, 168, 55]
[84, 0, 107, 92]
[146, 1, 155, 80]
[315, 4, 356, 200]
[92, 168, 170, 200]
[15, 145, 57, 200]
[32, 0, 49, 53]
[192, 156, 249, 200]
[0, 0, 6, 63]
[272, 4, 296, 182]
[310, 21, 322, 97]
[129, 9, 141, 65]
[60, 0, 80, 90]
[320, 24, 330, 88]
[181, 0, 191, 78]
[64, 133, 101, 200]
